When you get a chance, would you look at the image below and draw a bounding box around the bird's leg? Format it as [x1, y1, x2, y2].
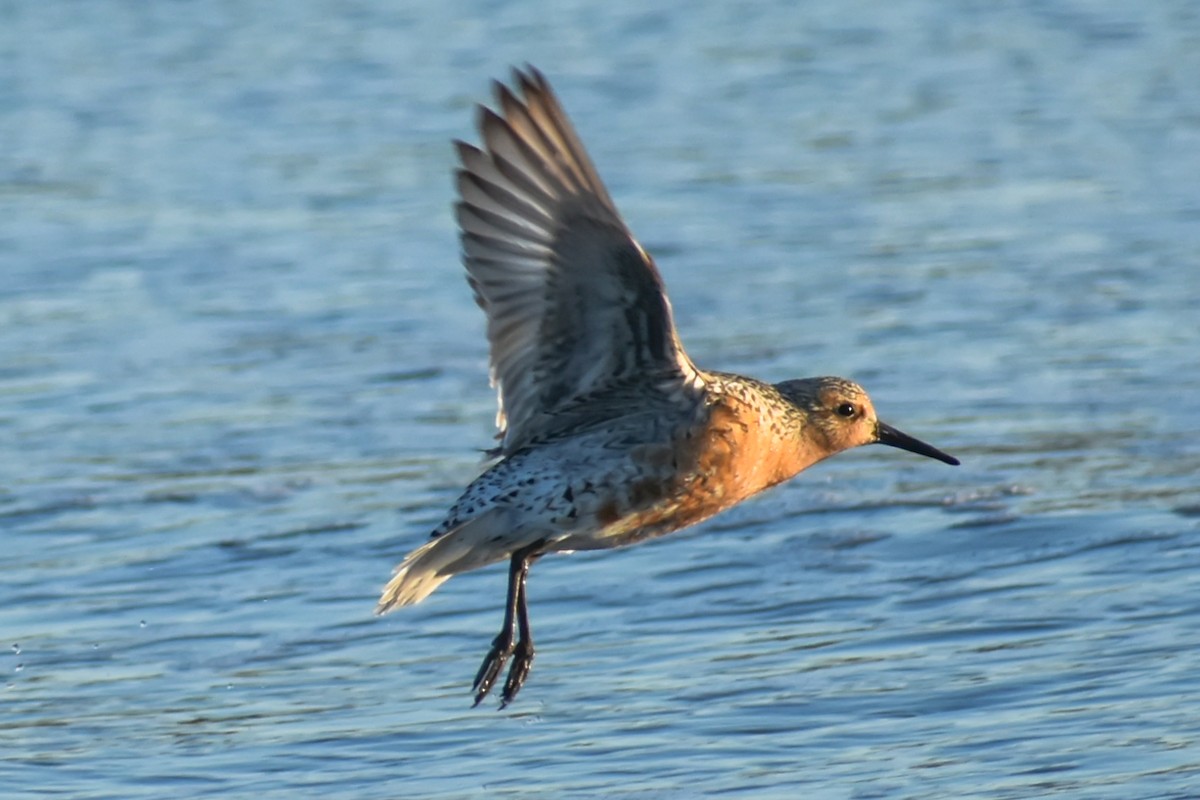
[471, 553, 522, 705]
[499, 558, 536, 708]
[472, 544, 539, 707]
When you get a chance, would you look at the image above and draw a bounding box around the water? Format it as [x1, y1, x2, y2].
[4, 1, 1199, 797]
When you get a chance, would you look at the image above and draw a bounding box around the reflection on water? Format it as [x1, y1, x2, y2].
[4, 0, 1199, 797]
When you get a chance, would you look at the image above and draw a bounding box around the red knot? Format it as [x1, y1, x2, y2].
[377, 66, 959, 708]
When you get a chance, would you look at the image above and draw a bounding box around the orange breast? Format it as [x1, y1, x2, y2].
[593, 391, 806, 547]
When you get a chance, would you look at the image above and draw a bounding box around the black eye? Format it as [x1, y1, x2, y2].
[835, 402, 856, 418]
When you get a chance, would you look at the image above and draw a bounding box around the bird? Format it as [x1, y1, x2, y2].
[376, 66, 959, 708]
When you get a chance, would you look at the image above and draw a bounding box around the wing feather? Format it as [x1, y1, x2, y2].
[456, 66, 702, 454]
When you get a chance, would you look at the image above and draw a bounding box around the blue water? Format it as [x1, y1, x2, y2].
[5, 1, 1200, 797]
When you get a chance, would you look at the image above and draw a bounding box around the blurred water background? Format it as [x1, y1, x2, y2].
[4, 1, 1199, 797]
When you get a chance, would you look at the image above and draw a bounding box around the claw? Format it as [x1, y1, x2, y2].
[498, 638, 535, 708]
[472, 632, 515, 706]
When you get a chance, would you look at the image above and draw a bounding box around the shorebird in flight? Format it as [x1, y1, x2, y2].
[377, 67, 959, 707]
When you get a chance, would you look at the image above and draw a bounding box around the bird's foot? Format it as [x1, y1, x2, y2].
[472, 630, 515, 706]
[498, 638, 535, 709]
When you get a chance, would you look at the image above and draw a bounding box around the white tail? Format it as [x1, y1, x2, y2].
[375, 509, 511, 613]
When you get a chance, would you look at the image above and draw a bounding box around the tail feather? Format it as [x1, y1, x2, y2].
[376, 510, 510, 614]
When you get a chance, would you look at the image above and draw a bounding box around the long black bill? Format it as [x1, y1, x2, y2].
[876, 421, 960, 466]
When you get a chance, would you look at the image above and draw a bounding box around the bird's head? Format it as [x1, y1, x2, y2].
[774, 376, 959, 465]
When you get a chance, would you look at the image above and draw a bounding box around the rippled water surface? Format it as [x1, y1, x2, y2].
[5, 1, 1200, 798]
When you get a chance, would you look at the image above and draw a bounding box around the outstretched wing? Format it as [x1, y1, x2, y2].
[455, 66, 702, 455]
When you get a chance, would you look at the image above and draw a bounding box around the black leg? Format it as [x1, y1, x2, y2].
[472, 544, 539, 707]
[471, 552, 523, 706]
[499, 564, 535, 708]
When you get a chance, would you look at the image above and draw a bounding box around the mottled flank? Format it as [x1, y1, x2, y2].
[378, 66, 958, 707]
